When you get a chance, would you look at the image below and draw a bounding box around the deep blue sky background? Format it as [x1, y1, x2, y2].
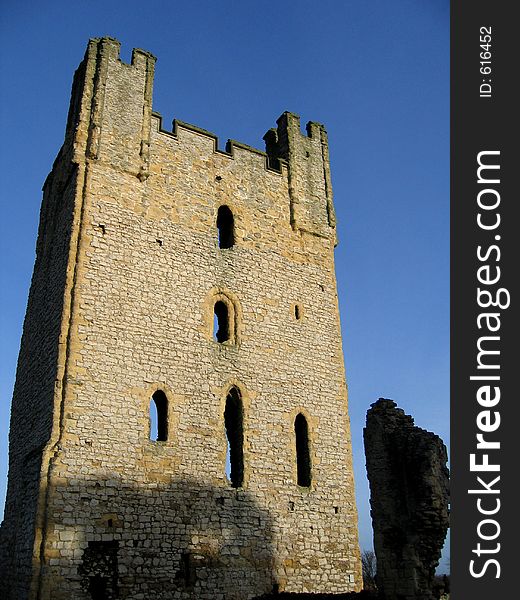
[0, 0, 449, 572]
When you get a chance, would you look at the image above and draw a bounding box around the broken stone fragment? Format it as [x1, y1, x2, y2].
[364, 398, 449, 600]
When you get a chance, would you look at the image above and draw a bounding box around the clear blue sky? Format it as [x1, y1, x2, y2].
[0, 0, 449, 572]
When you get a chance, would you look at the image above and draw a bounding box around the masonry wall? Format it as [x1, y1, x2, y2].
[0, 146, 80, 598]
[0, 38, 361, 600]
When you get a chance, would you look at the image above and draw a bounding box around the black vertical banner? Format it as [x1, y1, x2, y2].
[451, 1, 517, 598]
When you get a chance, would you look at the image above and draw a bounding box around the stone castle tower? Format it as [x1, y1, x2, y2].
[0, 37, 361, 599]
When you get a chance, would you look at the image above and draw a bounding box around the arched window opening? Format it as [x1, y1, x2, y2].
[150, 391, 168, 442]
[295, 413, 311, 487]
[214, 301, 230, 343]
[224, 387, 244, 488]
[217, 205, 235, 249]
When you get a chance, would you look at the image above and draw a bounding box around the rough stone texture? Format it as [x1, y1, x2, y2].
[0, 37, 361, 599]
[363, 399, 449, 600]
[254, 592, 377, 600]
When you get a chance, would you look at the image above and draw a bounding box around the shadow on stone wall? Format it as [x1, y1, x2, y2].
[31, 475, 277, 600]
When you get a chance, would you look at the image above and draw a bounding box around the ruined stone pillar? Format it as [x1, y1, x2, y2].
[364, 399, 449, 600]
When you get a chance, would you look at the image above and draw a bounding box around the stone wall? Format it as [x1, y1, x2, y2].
[364, 399, 449, 600]
[0, 131, 80, 599]
[0, 37, 361, 599]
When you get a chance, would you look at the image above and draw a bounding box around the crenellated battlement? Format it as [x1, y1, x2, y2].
[151, 112, 285, 174]
[265, 112, 336, 238]
[89, 35, 157, 63]
[57, 37, 336, 240]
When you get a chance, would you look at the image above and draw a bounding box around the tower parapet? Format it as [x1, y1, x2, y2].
[65, 37, 156, 179]
[264, 112, 337, 242]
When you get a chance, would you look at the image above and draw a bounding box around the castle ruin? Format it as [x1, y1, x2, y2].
[364, 399, 449, 600]
[0, 37, 361, 599]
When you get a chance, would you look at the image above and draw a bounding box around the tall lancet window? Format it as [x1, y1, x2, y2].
[295, 413, 311, 487]
[150, 390, 168, 442]
[217, 205, 235, 249]
[224, 387, 244, 487]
